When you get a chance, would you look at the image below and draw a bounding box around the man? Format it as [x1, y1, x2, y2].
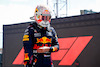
[23, 5, 59, 67]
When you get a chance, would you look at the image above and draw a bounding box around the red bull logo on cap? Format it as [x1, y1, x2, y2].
[36, 36, 52, 44]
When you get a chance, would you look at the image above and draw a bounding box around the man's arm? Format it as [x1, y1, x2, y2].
[23, 25, 34, 66]
[49, 27, 59, 52]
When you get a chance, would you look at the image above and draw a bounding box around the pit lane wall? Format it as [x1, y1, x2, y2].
[3, 13, 100, 67]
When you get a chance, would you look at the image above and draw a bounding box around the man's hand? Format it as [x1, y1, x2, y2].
[37, 46, 50, 53]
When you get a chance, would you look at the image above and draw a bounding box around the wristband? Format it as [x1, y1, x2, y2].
[49, 47, 53, 52]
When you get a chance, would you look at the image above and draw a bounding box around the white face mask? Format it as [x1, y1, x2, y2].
[39, 21, 50, 27]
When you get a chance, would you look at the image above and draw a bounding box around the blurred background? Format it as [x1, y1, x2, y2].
[0, 0, 100, 49]
[0, 0, 100, 67]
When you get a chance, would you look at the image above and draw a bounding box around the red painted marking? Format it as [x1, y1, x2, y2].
[51, 50, 68, 60]
[59, 36, 93, 65]
[58, 37, 77, 49]
[12, 47, 24, 65]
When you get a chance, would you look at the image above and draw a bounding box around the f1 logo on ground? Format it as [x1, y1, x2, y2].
[13, 36, 93, 66]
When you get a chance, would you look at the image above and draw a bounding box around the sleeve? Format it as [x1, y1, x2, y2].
[49, 27, 59, 52]
[23, 26, 34, 65]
